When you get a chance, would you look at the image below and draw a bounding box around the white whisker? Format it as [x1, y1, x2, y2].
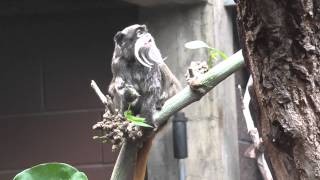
[141, 53, 154, 66]
[134, 37, 152, 68]
[148, 45, 164, 64]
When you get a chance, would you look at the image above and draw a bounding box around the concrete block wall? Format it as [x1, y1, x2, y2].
[136, 1, 240, 179]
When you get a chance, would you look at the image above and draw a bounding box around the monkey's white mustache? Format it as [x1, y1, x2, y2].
[134, 33, 165, 68]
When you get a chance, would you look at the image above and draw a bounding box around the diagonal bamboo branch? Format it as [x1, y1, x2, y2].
[105, 50, 245, 180]
[153, 50, 244, 127]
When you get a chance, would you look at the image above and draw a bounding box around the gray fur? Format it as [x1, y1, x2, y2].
[109, 24, 177, 125]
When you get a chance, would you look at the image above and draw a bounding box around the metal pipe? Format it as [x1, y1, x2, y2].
[173, 112, 188, 180]
[178, 159, 186, 180]
[224, 0, 236, 6]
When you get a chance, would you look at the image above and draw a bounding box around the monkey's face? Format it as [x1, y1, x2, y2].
[114, 24, 164, 68]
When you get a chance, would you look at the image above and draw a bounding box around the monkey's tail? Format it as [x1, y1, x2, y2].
[133, 135, 155, 180]
[160, 64, 182, 90]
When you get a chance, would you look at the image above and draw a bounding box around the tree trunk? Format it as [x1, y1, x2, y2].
[236, 0, 320, 179]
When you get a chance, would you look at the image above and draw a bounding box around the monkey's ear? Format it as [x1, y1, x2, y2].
[141, 24, 148, 32]
[114, 31, 125, 45]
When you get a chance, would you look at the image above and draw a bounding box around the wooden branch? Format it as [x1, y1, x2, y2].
[257, 153, 273, 180]
[91, 80, 114, 113]
[241, 76, 255, 131]
[153, 50, 244, 127]
[238, 76, 273, 180]
[91, 80, 108, 105]
[110, 141, 139, 180]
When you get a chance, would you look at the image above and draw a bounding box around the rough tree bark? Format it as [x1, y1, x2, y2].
[237, 0, 320, 179]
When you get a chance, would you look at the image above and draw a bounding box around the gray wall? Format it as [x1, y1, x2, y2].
[137, 1, 240, 179]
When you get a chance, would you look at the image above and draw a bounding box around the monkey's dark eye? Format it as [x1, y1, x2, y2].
[136, 29, 143, 37]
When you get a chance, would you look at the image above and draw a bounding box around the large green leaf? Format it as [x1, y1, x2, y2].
[13, 163, 88, 180]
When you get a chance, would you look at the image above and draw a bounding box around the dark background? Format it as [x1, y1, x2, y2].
[0, 1, 138, 179]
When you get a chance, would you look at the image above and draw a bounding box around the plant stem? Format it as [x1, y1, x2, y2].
[91, 80, 108, 105]
[110, 141, 138, 180]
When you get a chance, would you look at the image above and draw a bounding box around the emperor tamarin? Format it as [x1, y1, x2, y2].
[108, 24, 180, 125]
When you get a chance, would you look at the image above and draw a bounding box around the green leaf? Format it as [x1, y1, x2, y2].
[132, 121, 154, 128]
[124, 112, 153, 128]
[216, 49, 228, 60]
[13, 163, 88, 180]
[124, 113, 153, 128]
[123, 105, 153, 128]
[210, 51, 219, 60]
[208, 49, 219, 69]
[184, 40, 209, 49]
[209, 48, 228, 60]
[124, 109, 132, 116]
[208, 59, 213, 69]
[124, 111, 146, 123]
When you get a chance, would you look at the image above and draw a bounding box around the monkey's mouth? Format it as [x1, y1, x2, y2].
[134, 33, 164, 68]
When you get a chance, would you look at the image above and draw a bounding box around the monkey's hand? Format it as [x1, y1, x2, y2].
[112, 77, 140, 109]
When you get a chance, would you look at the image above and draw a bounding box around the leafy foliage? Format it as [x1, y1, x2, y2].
[185, 40, 228, 68]
[13, 163, 88, 180]
[124, 105, 153, 128]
